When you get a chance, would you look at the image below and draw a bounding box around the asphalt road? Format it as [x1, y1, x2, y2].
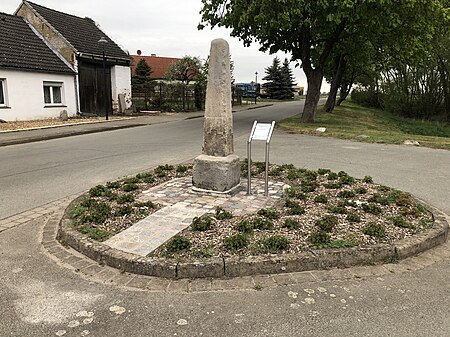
[0, 101, 299, 219]
[1, 100, 450, 336]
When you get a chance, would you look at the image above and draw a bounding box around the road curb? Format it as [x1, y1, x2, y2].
[56, 197, 449, 279]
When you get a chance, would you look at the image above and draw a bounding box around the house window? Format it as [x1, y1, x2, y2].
[43, 82, 64, 105]
[0, 79, 6, 106]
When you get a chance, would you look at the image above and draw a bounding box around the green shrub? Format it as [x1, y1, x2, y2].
[337, 190, 355, 198]
[363, 176, 374, 183]
[215, 207, 233, 220]
[318, 168, 331, 175]
[176, 165, 189, 173]
[115, 205, 133, 216]
[388, 216, 414, 229]
[377, 185, 391, 192]
[285, 199, 305, 215]
[257, 235, 289, 253]
[69, 205, 88, 219]
[235, 220, 253, 233]
[346, 213, 361, 222]
[156, 164, 174, 171]
[368, 194, 390, 205]
[252, 217, 274, 230]
[300, 182, 317, 193]
[269, 166, 283, 176]
[257, 208, 280, 219]
[123, 177, 140, 184]
[355, 187, 367, 194]
[116, 193, 135, 204]
[330, 206, 347, 214]
[282, 218, 300, 230]
[89, 185, 109, 197]
[122, 183, 138, 192]
[363, 223, 386, 239]
[287, 169, 301, 180]
[327, 172, 338, 180]
[86, 202, 112, 224]
[314, 194, 328, 204]
[191, 215, 214, 231]
[224, 234, 250, 251]
[141, 176, 155, 184]
[324, 182, 342, 189]
[339, 175, 355, 185]
[338, 171, 349, 177]
[193, 247, 215, 258]
[362, 203, 383, 215]
[308, 230, 331, 247]
[166, 235, 190, 253]
[284, 187, 298, 198]
[78, 225, 111, 241]
[316, 215, 338, 232]
[106, 181, 121, 189]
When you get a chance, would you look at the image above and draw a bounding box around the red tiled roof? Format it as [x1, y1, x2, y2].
[131, 55, 180, 79]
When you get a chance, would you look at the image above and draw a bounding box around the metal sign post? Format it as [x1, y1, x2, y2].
[247, 120, 275, 196]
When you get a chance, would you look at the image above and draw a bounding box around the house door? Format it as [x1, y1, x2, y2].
[78, 61, 112, 115]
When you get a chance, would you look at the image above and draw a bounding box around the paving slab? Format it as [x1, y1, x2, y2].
[104, 202, 205, 256]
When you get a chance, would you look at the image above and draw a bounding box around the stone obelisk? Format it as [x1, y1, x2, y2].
[192, 38, 240, 192]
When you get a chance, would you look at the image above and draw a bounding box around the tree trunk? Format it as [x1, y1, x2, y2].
[337, 76, 355, 106]
[325, 55, 346, 113]
[438, 58, 450, 122]
[302, 68, 323, 123]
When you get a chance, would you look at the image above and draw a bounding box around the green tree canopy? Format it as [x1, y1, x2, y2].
[199, 0, 448, 122]
[165, 56, 202, 85]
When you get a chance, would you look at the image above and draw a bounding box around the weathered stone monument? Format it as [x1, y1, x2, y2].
[192, 39, 240, 192]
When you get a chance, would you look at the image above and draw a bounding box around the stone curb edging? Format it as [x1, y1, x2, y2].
[56, 198, 448, 279]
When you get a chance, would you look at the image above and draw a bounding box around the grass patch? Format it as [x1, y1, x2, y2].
[277, 101, 450, 150]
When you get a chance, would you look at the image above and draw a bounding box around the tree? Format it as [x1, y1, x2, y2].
[262, 57, 296, 100]
[199, 0, 447, 122]
[281, 58, 296, 100]
[131, 58, 154, 110]
[166, 56, 202, 111]
[262, 57, 284, 99]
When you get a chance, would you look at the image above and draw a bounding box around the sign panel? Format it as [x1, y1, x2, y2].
[251, 123, 273, 141]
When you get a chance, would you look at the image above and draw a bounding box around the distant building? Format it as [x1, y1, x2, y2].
[130, 53, 180, 80]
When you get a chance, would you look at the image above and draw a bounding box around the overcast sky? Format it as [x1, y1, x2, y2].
[2, 0, 331, 91]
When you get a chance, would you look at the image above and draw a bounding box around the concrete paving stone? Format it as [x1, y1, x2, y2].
[428, 246, 450, 259]
[188, 278, 212, 292]
[126, 276, 153, 289]
[112, 273, 135, 286]
[350, 265, 389, 278]
[410, 254, 440, 267]
[90, 268, 120, 284]
[288, 271, 317, 284]
[399, 258, 425, 271]
[41, 230, 55, 243]
[271, 273, 298, 286]
[72, 259, 96, 271]
[251, 275, 277, 288]
[211, 276, 255, 291]
[51, 249, 74, 260]
[167, 279, 190, 292]
[311, 269, 354, 281]
[63, 255, 85, 266]
[383, 263, 413, 274]
[145, 277, 171, 292]
[81, 263, 105, 277]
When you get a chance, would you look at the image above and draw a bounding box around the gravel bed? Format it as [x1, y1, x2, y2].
[67, 163, 434, 258]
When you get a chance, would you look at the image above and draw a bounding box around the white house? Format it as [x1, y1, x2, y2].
[0, 1, 132, 121]
[0, 13, 76, 121]
[15, 1, 132, 116]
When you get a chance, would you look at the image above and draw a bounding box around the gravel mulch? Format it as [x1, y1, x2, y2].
[67, 163, 435, 259]
[0, 117, 128, 132]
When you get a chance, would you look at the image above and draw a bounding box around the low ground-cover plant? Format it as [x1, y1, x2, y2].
[71, 163, 434, 261]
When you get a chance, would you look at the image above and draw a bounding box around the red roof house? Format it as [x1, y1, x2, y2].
[131, 54, 180, 79]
